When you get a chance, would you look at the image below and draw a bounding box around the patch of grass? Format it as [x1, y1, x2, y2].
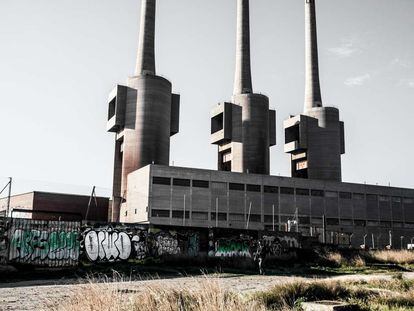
[368, 251, 414, 265]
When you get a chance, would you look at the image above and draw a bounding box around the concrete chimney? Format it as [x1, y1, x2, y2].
[233, 0, 253, 95]
[304, 0, 322, 111]
[135, 0, 156, 76]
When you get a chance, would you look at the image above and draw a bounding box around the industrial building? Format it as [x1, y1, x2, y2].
[0, 191, 109, 221]
[103, 0, 414, 250]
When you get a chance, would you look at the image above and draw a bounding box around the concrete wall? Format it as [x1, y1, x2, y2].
[123, 165, 414, 249]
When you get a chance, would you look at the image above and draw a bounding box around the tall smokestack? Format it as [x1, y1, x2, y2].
[233, 0, 253, 95]
[304, 0, 322, 111]
[135, 0, 156, 76]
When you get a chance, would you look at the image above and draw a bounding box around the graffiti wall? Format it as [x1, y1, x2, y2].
[208, 230, 300, 259]
[0, 218, 8, 264]
[0, 217, 301, 268]
[80, 226, 200, 263]
[8, 218, 80, 267]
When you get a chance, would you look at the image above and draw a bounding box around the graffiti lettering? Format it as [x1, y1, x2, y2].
[84, 230, 131, 262]
[214, 239, 251, 258]
[9, 229, 79, 262]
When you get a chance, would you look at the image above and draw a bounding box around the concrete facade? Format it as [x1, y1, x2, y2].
[284, 0, 344, 182]
[0, 192, 109, 221]
[211, 0, 276, 175]
[121, 164, 414, 250]
[107, 0, 180, 222]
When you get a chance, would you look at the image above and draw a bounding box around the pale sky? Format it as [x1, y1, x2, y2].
[0, 0, 413, 196]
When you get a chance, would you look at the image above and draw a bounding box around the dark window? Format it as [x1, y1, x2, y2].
[299, 217, 310, 224]
[264, 215, 276, 223]
[173, 178, 191, 187]
[249, 214, 261, 222]
[280, 187, 294, 195]
[353, 193, 365, 200]
[192, 212, 208, 220]
[134, 209, 137, 214]
[311, 189, 324, 197]
[211, 213, 227, 221]
[380, 221, 392, 228]
[108, 98, 116, 120]
[285, 124, 299, 144]
[229, 183, 245, 191]
[151, 209, 170, 218]
[366, 194, 378, 201]
[192, 180, 209, 188]
[247, 184, 261, 192]
[296, 188, 309, 196]
[172, 210, 190, 219]
[339, 192, 352, 199]
[229, 213, 244, 221]
[153, 176, 171, 185]
[354, 219, 366, 227]
[211, 113, 224, 134]
[326, 218, 339, 226]
[264, 186, 278, 194]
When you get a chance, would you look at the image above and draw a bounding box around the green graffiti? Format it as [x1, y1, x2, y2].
[9, 229, 79, 262]
[214, 240, 251, 257]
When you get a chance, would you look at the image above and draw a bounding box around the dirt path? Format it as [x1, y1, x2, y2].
[1, 272, 414, 311]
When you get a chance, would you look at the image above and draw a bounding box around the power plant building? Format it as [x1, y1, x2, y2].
[107, 0, 414, 249]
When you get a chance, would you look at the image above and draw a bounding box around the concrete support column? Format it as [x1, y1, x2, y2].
[135, 0, 156, 76]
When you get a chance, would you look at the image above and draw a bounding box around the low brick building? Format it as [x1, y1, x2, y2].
[0, 191, 109, 221]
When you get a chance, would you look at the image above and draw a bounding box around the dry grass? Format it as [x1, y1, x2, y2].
[369, 250, 414, 265]
[46, 277, 266, 311]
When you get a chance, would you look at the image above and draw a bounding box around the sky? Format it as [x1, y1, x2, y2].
[0, 0, 413, 196]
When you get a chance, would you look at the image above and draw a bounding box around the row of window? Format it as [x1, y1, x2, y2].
[150, 209, 414, 229]
[152, 177, 414, 203]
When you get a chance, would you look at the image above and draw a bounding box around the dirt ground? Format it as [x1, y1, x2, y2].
[1, 272, 414, 311]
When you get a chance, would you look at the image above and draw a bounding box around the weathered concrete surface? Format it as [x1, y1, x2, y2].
[1, 273, 413, 311]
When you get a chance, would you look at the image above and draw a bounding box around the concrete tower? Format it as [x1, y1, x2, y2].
[284, 0, 344, 181]
[211, 0, 276, 175]
[107, 0, 180, 222]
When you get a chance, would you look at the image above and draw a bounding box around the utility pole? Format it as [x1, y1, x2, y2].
[85, 186, 97, 222]
[246, 201, 252, 230]
[215, 197, 219, 228]
[322, 214, 326, 244]
[1, 178, 12, 218]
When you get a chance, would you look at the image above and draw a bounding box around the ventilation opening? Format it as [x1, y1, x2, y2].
[211, 113, 224, 134]
[108, 98, 116, 120]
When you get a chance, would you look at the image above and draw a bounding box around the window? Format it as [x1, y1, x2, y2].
[353, 193, 365, 200]
[108, 98, 116, 120]
[354, 220, 366, 227]
[367, 221, 379, 227]
[380, 221, 391, 228]
[192, 180, 209, 188]
[296, 188, 309, 196]
[311, 189, 324, 197]
[229, 213, 244, 221]
[339, 192, 352, 199]
[366, 194, 378, 201]
[134, 209, 137, 215]
[392, 197, 402, 203]
[325, 191, 338, 198]
[247, 184, 261, 192]
[264, 215, 276, 223]
[299, 217, 310, 225]
[172, 210, 189, 219]
[326, 218, 339, 226]
[192, 212, 208, 220]
[211, 213, 227, 221]
[280, 187, 294, 195]
[264, 186, 278, 194]
[229, 183, 245, 191]
[153, 176, 171, 185]
[403, 198, 414, 204]
[211, 113, 224, 134]
[125, 211, 128, 217]
[151, 209, 170, 218]
[379, 196, 389, 202]
[340, 219, 353, 226]
[173, 178, 190, 187]
[249, 214, 261, 222]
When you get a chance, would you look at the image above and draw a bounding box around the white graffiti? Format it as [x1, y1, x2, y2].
[84, 230, 131, 262]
